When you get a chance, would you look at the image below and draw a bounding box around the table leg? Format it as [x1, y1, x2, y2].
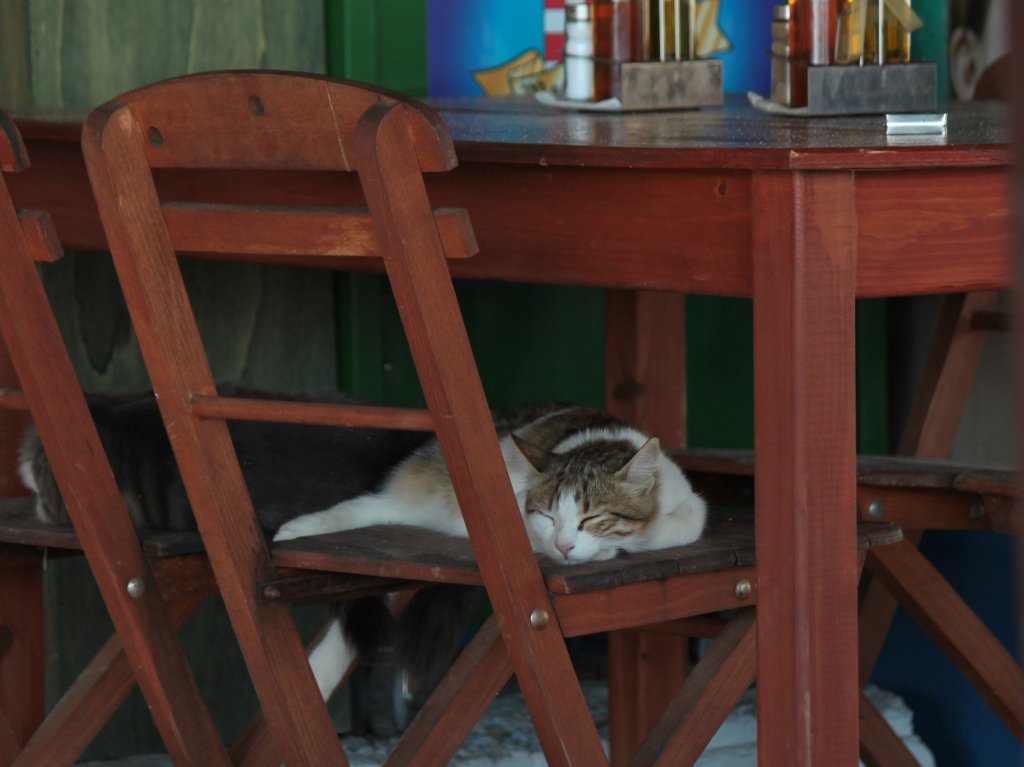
[605, 288, 688, 763]
[752, 171, 859, 766]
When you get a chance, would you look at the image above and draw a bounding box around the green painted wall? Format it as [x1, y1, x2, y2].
[12, 0, 324, 109]
[2, 2, 345, 758]
[326, 0, 607, 412]
[687, 296, 887, 453]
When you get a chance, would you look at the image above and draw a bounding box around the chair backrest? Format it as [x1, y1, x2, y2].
[0, 109, 227, 765]
[82, 71, 571, 763]
[896, 290, 1002, 458]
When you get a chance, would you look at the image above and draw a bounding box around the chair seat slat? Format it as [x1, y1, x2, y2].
[671, 447, 1018, 496]
[0, 496, 80, 550]
[163, 203, 477, 261]
[0, 496, 204, 557]
[269, 512, 901, 596]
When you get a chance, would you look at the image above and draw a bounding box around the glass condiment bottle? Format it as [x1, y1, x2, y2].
[862, 0, 915, 64]
[791, 0, 838, 66]
[594, 0, 637, 99]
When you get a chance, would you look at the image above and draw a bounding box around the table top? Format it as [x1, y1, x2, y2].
[430, 94, 1010, 171]
[8, 94, 1011, 300]
[13, 94, 1010, 172]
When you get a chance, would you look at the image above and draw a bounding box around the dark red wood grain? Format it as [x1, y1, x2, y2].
[752, 170, 859, 765]
[10, 90, 1010, 767]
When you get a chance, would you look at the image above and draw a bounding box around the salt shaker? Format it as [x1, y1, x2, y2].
[564, 2, 595, 101]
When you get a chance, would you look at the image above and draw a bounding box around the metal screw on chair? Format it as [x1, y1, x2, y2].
[263, 585, 282, 601]
[867, 499, 885, 519]
[734, 579, 753, 600]
[126, 577, 146, 599]
[529, 608, 550, 630]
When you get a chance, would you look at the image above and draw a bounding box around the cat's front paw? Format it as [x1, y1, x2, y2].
[274, 514, 329, 542]
[590, 547, 620, 562]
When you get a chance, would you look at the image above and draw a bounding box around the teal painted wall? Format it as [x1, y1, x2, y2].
[2, 3, 345, 757]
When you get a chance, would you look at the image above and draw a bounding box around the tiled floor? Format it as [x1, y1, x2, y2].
[77, 684, 935, 767]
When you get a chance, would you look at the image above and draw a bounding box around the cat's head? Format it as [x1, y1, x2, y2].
[511, 433, 663, 564]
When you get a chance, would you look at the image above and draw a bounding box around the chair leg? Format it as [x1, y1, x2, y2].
[231, 614, 361, 767]
[232, 591, 423, 766]
[12, 587, 209, 767]
[867, 541, 1024, 737]
[858, 530, 923, 684]
[0, 559, 42, 753]
[0, 714, 17, 766]
[628, 608, 756, 767]
[386, 615, 513, 767]
[858, 691, 921, 767]
[15, 632, 135, 767]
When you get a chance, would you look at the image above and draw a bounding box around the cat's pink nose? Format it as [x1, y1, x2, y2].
[556, 541, 575, 558]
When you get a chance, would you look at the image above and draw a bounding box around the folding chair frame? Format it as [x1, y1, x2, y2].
[0, 109, 229, 767]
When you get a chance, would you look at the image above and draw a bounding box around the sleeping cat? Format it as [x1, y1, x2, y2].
[281, 403, 707, 718]
[275, 403, 707, 563]
[20, 393, 706, 726]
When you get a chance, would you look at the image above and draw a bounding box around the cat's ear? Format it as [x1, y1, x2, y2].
[511, 433, 551, 472]
[617, 437, 660, 492]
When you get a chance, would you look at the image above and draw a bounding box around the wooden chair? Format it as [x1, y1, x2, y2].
[855, 291, 1023, 766]
[78, 70, 903, 765]
[675, 292, 1023, 766]
[0, 109, 229, 766]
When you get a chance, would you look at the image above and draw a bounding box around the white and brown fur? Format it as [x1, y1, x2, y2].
[275, 404, 707, 563]
[275, 404, 706, 707]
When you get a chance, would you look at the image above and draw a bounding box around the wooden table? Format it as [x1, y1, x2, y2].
[9, 96, 1012, 765]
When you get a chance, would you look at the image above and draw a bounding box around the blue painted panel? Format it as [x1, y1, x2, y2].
[426, 0, 544, 96]
[712, 0, 776, 94]
[872, 531, 1022, 766]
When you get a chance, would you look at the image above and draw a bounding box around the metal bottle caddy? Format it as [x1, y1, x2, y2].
[769, 0, 936, 115]
[562, 0, 722, 111]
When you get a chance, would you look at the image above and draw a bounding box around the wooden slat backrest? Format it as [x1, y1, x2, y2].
[18, 209, 64, 262]
[83, 72, 606, 765]
[93, 72, 477, 267]
[162, 203, 476, 261]
[0, 109, 228, 765]
[103, 71, 453, 172]
[0, 118, 62, 263]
